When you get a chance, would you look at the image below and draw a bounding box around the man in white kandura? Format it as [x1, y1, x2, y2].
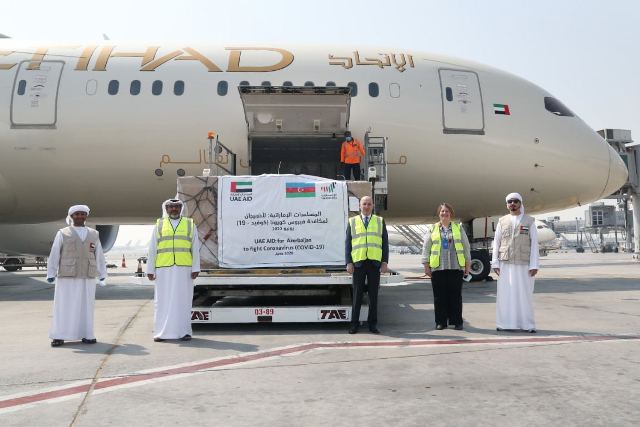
[491, 192, 539, 333]
[147, 199, 200, 342]
[47, 205, 107, 347]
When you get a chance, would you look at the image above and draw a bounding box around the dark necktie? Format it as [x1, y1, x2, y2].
[364, 216, 369, 228]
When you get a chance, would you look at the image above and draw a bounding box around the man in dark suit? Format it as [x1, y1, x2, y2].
[345, 196, 389, 334]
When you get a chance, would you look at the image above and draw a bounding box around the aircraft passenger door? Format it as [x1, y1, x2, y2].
[439, 69, 485, 135]
[11, 60, 65, 129]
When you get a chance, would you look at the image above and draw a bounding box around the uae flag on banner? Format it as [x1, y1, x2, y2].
[286, 182, 316, 198]
[493, 103, 511, 115]
[231, 181, 252, 193]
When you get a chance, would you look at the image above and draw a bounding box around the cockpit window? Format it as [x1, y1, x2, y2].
[544, 97, 574, 117]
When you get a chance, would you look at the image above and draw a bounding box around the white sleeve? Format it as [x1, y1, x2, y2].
[491, 222, 502, 268]
[95, 238, 107, 279]
[529, 223, 539, 270]
[420, 226, 432, 265]
[191, 227, 201, 273]
[146, 226, 158, 275]
[46, 231, 63, 278]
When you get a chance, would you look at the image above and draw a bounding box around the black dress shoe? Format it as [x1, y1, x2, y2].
[180, 334, 192, 341]
[369, 327, 380, 334]
[526, 329, 537, 333]
[348, 325, 359, 334]
[153, 337, 165, 342]
[51, 339, 64, 347]
[496, 327, 504, 331]
[81, 338, 97, 344]
[454, 324, 463, 330]
[435, 324, 445, 330]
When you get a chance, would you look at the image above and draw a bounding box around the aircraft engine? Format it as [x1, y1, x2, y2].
[0, 222, 119, 256]
[95, 225, 119, 252]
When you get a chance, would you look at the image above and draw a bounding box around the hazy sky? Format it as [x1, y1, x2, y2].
[3, 0, 637, 241]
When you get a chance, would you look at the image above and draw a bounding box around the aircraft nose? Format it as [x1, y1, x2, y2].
[600, 144, 628, 198]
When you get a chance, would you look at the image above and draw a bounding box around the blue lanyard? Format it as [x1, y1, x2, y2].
[441, 227, 449, 249]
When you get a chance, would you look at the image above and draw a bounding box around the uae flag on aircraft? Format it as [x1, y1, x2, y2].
[231, 181, 252, 193]
[286, 182, 316, 198]
[493, 103, 511, 115]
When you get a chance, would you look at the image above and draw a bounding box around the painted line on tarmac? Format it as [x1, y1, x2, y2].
[1, 334, 637, 413]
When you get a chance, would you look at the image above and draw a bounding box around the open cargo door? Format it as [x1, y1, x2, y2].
[239, 86, 352, 178]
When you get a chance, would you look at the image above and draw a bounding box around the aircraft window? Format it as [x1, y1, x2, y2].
[85, 79, 98, 96]
[283, 81, 293, 86]
[304, 81, 314, 87]
[537, 225, 544, 229]
[108, 80, 119, 95]
[17, 80, 26, 95]
[445, 87, 453, 101]
[152, 80, 163, 95]
[347, 82, 358, 97]
[326, 81, 336, 86]
[544, 97, 574, 117]
[217, 81, 228, 96]
[389, 83, 400, 98]
[239, 81, 250, 86]
[130, 80, 141, 95]
[369, 82, 379, 97]
[261, 81, 271, 87]
[174, 80, 185, 96]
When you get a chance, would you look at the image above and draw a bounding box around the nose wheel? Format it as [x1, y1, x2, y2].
[468, 250, 491, 281]
[1, 257, 23, 272]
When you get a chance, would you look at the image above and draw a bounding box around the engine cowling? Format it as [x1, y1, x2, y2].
[96, 225, 119, 252]
[0, 222, 119, 256]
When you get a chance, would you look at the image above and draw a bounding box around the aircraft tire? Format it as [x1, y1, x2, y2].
[2, 257, 23, 272]
[469, 250, 490, 282]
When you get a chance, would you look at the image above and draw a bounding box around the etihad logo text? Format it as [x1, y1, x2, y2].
[0, 46, 295, 72]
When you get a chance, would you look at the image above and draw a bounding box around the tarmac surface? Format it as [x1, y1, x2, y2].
[0, 251, 638, 426]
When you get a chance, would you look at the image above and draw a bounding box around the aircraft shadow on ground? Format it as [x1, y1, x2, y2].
[57, 339, 258, 355]
[175, 338, 259, 352]
[1, 276, 637, 304]
[59, 334, 259, 356]
[0, 275, 154, 301]
[65, 342, 150, 356]
[375, 282, 638, 339]
[541, 261, 638, 269]
[193, 322, 349, 337]
[405, 278, 640, 298]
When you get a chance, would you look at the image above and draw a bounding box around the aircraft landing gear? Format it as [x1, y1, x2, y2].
[2, 257, 23, 272]
[469, 250, 491, 282]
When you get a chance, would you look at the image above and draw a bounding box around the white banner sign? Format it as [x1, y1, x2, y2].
[218, 175, 348, 268]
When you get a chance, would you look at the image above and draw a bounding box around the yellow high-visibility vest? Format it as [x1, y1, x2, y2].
[155, 217, 194, 268]
[429, 222, 466, 268]
[349, 215, 383, 262]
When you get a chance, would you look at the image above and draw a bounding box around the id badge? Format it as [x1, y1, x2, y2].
[441, 232, 449, 249]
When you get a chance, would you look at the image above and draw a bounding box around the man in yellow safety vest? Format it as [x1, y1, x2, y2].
[147, 199, 200, 342]
[345, 196, 389, 334]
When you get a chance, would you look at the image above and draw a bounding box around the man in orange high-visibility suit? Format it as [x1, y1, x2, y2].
[340, 131, 365, 180]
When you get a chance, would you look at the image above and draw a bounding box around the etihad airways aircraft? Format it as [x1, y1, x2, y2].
[0, 41, 627, 257]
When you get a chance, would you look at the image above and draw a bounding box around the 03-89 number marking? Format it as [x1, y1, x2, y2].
[254, 308, 275, 316]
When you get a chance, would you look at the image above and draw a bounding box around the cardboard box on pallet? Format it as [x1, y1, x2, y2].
[177, 176, 219, 269]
